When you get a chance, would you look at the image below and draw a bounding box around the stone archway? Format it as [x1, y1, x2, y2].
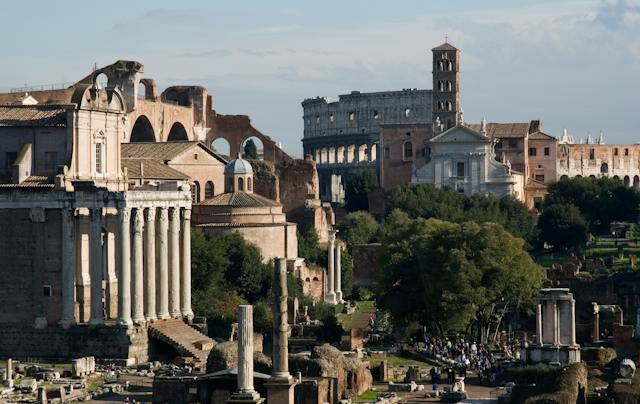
[130, 115, 156, 142]
[167, 122, 189, 141]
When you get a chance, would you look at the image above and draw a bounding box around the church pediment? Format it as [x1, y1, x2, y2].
[430, 125, 490, 144]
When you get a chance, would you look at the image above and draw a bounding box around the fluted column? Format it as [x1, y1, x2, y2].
[132, 208, 145, 324]
[181, 208, 194, 320]
[552, 301, 559, 346]
[325, 231, 336, 304]
[233, 305, 261, 399]
[60, 208, 76, 328]
[157, 208, 170, 319]
[335, 243, 343, 303]
[89, 208, 104, 326]
[144, 208, 157, 322]
[118, 208, 132, 326]
[169, 207, 181, 318]
[570, 299, 576, 346]
[536, 303, 543, 345]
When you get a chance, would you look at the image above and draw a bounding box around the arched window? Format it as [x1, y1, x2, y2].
[446, 101, 453, 111]
[403, 142, 413, 161]
[191, 181, 200, 204]
[600, 162, 608, 173]
[247, 177, 252, 191]
[205, 181, 214, 199]
[447, 81, 453, 91]
[238, 177, 244, 191]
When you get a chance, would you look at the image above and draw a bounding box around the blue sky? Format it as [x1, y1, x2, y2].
[1, 0, 639, 156]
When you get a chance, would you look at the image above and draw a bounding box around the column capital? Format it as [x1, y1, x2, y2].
[119, 207, 131, 222]
[133, 209, 144, 233]
[170, 207, 180, 221]
[182, 208, 191, 221]
[144, 207, 156, 222]
[158, 207, 168, 223]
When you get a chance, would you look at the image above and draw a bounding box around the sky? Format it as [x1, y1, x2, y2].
[1, 0, 639, 156]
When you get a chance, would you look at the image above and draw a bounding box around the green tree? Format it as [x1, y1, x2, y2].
[244, 139, 259, 159]
[340, 248, 354, 298]
[377, 218, 543, 341]
[628, 223, 640, 245]
[344, 169, 378, 212]
[340, 211, 379, 246]
[388, 184, 465, 221]
[316, 315, 344, 343]
[544, 176, 640, 233]
[298, 228, 322, 265]
[538, 203, 589, 251]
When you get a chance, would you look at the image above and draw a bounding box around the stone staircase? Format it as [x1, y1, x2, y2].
[148, 318, 215, 367]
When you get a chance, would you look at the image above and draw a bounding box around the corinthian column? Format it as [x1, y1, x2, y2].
[60, 208, 76, 328]
[132, 208, 145, 324]
[169, 207, 181, 318]
[181, 208, 194, 320]
[335, 243, 343, 303]
[118, 208, 132, 326]
[89, 208, 104, 326]
[536, 303, 543, 345]
[325, 231, 336, 304]
[228, 305, 263, 403]
[157, 208, 170, 319]
[144, 208, 157, 322]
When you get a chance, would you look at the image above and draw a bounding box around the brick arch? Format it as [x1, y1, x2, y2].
[168, 122, 189, 141]
[130, 115, 156, 142]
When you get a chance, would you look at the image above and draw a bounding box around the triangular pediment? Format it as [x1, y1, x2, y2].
[430, 125, 490, 143]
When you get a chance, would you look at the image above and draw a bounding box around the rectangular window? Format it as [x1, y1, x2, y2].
[43, 285, 52, 297]
[528, 147, 537, 156]
[5, 152, 17, 169]
[625, 148, 629, 156]
[533, 197, 543, 211]
[384, 147, 390, 159]
[535, 174, 545, 182]
[456, 162, 465, 178]
[373, 110, 379, 120]
[544, 147, 550, 156]
[614, 148, 619, 156]
[329, 114, 334, 123]
[95, 143, 104, 174]
[589, 149, 595, 160]
[44, 152, 57, 171]
[349, 112, 355, 121]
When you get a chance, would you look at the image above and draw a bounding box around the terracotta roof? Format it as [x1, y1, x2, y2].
[466, 122, 530, 139]
[0, 105, 70, 127]
[528, 131, 556, 140]
[122, 158, 189, 180]
[0, 88, 76, 105]
[432, 42, 459, 51]
[198, 192, 280, 208]
[0, 175, 55, 188]
[121, 141, 226, 163]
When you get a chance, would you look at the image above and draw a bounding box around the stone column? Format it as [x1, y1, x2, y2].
[570, 299, 576, 346]
[181, 208, 194, 320]
[325, 231, 336, 304]
[117, 208, 132, 326]
[552, 300, 559, 346]
[228, 305, 263, 403]
[89, 208, 104, 326]
[157, 208, 170, 319]
[6, 358, 12, 384]
[335, 243, 343, 303]
[60, 208, 76, 328]
[593, 303, 600, 343]
[266, 259, 296, 404]
[169, 207, 181, 318]
[104, 215, 118, 319]
[144, 208, 157, 322]
[76, 213, 91, 323]
[132, 208, 145, 325]
[535, 303, 543, 345]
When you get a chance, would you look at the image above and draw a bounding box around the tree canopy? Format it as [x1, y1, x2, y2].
[543, 176, 640, 233]
[538, 203, 589, 251]
[244, 139, 259, 159]
[339, 211, 380, 246]
[376, 218, 543, 339]
[344, 169, 378, 212]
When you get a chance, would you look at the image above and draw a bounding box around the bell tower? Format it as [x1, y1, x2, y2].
[432, 41, 461, 130]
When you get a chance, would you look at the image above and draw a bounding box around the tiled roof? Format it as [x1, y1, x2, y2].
[467, 122, 530, 139]
[528, 131, 556, 140]
[432, 42, 459, 51]
[122, 158, 189, 180]
[0, 88, 76, 105]
[198, 192, 279, 208]
[121, 141, 226, 163]
[0, 105, 70, 127]
[0, 175, 55, 188]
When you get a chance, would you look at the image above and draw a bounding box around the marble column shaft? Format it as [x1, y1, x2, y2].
[169, 208, 181, 317]
[89, 208, 104, 326]
[157, 208, 170, 319]
[326, 233, 336, 303]
[117, 208, 132, 326]
[272, 258, 291, 379]
[144, 208, 157, 321]
[570, 299, 576, 345]
[60, 208, 76, 328]
[181, 209, 193, 319]
[552, 301, 559, 346]
[132, 208, 145, 324]
[335, 243, 342, 303]
[536, 303, 543, 345]
[238, 305, 256, 394]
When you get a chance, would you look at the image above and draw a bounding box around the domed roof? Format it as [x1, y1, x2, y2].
[224, 154, 253, 175]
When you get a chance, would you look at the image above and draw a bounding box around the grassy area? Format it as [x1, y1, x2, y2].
[535, 239, 640, 273]
[356, 390, 380, 402]
[337, 300, 375, 329]
[367, 353, 432, 368]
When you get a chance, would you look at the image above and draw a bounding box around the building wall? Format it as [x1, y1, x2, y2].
[200, 225, 291, 262]
[0, 126, 69, 178]
[379, 123, 433, 190]
[558, 143, 640, 185]
[528, 137, 558, 184]
[167, 146, 225, 202]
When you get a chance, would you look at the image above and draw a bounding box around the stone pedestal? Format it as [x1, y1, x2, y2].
[265, 379, 295, 404]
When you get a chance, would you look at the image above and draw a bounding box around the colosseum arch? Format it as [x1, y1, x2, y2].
[167, 122, 189, 141]
[130, 115, 156, 142]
